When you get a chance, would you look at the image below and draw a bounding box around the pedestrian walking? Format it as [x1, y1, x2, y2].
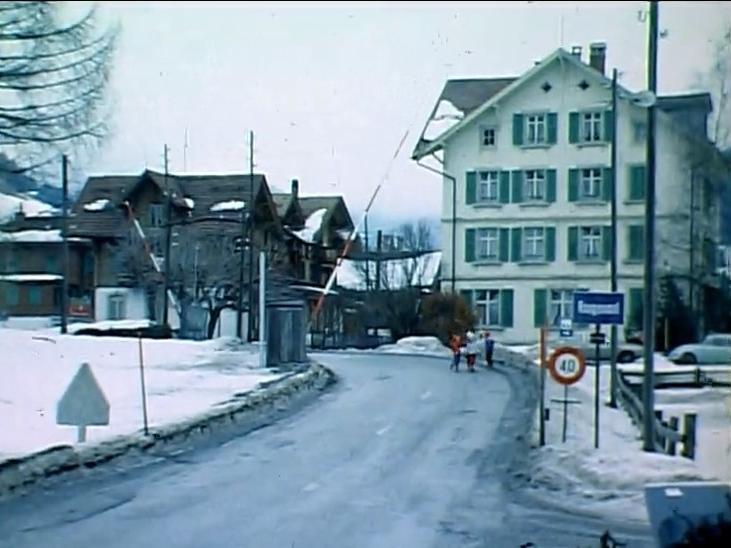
[465, 331, 479, 373]
[484, 330, 495, 368]
[449, 333, 462, 372]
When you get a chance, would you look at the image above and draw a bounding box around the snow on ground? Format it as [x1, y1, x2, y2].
[375, 336, 451, 357]
[0, 316, 59, 330]
[210, 200, 245, 212]
[0, 328, 281, 461]
[0, 192, 56, 223]
[508, 343, 730, 522]
[66, 319, 154, 334]
[294, 208, 327, 243]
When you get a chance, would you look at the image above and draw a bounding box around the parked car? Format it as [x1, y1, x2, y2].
[553, 335, 642, 363]
[668, 334, 731, 364]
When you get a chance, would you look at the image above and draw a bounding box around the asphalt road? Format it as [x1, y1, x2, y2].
[0, 354, 654, 548]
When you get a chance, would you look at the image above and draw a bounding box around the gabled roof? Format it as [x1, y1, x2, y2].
[657, 92, 713, 113]
[69, 175, 137, 238]
[439, 77, 517, 115]
[412, 47, 633, 160]
[271, 192, 305, 228]
[299, 195, 355, 231]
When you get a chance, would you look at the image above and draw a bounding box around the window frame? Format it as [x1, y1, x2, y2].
[580, 110, 603, 143]
[477, 170, 499, 203]
[549, 288, 574, 327]
[108, 293, 127, 321]
[522, 227, 545, 260]
[524, 169, 547, 202]
[579, 167, 603, 200]
[476, 227, 499, 260]
[149, 203, 165, 228]
[475, 289, 501, 327]
[579, 226, 602, 260]
[524, 113, 547, 145]
[480, 126, 497, 148]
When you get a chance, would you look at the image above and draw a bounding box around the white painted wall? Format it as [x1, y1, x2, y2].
[217, 309, 248, 339]
[437, 53, 711, 343]
[94, 287, 147, 321]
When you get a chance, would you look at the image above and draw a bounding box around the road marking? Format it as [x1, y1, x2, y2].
[376, 424, 392, 436]
[420, 390, 432, 400]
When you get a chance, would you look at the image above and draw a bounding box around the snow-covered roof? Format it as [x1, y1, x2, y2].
[0, 274, 63, 283]
[0, 229, 62, 243]
[337, 228, 353, 241]
[183, 197, 195, 209]
[336, 251, 441, 290]
[83, 198, 111, 212]
[0, 192, 56, 224]
[293, 208, 327, 243]
[210, 200, 245, 212]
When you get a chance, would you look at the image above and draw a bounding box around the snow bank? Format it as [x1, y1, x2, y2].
[83, 198, 111, 212]
[210, 200, 245, 212]
[377, 336, 451, 357]
[0, 329, 280, 461]
[294, 208, 327, 243]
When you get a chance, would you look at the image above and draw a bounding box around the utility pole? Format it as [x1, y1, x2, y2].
[162, 144, 172, 327]
[642, 0, 659, 452]
[60, 155, 69, 334]
[609, 68, 619, 408]
[364, 213, 370, 291]
[236, 133, 249, 340]
[375, 230, 383, 291]
[247, 131, 255, 342]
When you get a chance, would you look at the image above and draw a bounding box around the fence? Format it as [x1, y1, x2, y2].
[616, 369, 701, 459]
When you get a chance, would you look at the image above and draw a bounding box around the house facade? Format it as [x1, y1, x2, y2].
[413, 43, 723, 344]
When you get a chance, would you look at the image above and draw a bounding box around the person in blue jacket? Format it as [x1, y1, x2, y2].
[483, 330, 495, 368]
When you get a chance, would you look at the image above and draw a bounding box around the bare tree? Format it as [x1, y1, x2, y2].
[0, 2, 118, 173]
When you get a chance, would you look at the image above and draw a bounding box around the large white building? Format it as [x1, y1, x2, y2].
[413, 44, 723, 344]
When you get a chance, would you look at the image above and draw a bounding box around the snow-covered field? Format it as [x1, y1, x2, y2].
[0, 328, 281, 461]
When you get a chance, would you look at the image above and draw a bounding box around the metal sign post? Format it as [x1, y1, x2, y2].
[548, 347, 586, 445]
[573, 291, 623, 451]
[138, 334, 149, 435]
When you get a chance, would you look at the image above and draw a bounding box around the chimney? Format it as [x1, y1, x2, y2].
[570, 45, 582, 61]
[589, 42, 606, 74]
[291, 179, 299, 199]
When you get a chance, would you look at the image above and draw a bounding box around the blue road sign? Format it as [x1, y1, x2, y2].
[559, 318, 573, 338]
[572, 291, 624, 325]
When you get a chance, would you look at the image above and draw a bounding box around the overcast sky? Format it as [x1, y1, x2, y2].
[86, 1, 730, 226]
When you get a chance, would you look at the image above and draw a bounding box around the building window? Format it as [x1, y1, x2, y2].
[524, 169, 546, 201]
[476, 228, 499, 260]
[475, 289, 500, 326]
[580, 226, 602, 259]
[45, 254, 58, 272]
[28, 286, 42, 306]
[525, 114, 547, 145]
[580, 168, 602, 200]
[108, 293, 127, 320]
[523, 227, 545, 260]
[4, 285, 19, 306]
[478, 171, 499, 202]
[550, 289, 574, 326]
[581, 111, 603, 143]
[481, 127, 496, 147]
[633, 121, 647, 144]
[149, 204, 164, 227]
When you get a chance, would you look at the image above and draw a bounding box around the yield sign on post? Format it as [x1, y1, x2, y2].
[57, 363, 110, 441]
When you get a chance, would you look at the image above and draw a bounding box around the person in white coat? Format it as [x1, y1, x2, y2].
[465, 331, 479, 373]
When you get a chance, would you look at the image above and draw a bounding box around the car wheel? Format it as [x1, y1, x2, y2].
[678, 352, 698, 365]
[617, 351, 635, 364]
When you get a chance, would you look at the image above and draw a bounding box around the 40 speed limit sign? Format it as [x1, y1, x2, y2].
[548, 346, 587, 385]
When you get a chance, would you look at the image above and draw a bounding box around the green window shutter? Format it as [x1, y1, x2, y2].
[604, 110, 614, 142]
[547, 112, 558, 144]
[511, 227, 522, 262]
[465, 228, 475, 263]
[500, 289, 514, 328]
[568, 226, 578, 261]
[629, 165, 646, 201]
[568, 168, 579, 202]
[534, 288, 547, 327]
[460, 289, 473, 310]
[602, 167, 613, 202]
[569, 112, 579, 143]
[499, 228, 510, 262]
[545, 227, 556, 262]
[511, 170, 523, 203]
[499, 171, 511, 204]
[512, 113, 524, 146]
[466, 171, 477, 204]
[629, 288, 644, 329]
[629, 225, 645, 260]
[602, 226, 612, 261]
[546, 169, 557, 202]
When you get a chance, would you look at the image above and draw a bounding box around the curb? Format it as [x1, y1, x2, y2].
[0, 362, 335, 500]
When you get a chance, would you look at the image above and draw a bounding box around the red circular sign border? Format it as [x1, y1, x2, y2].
[548, 346, 587, 386]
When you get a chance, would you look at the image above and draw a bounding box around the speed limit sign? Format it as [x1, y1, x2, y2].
[548, 346, 586, 385]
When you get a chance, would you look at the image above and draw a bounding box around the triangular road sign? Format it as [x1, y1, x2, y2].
[56, 363, 110, 426]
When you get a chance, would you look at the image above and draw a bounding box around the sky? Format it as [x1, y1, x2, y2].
[81, 1, 731, 228]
